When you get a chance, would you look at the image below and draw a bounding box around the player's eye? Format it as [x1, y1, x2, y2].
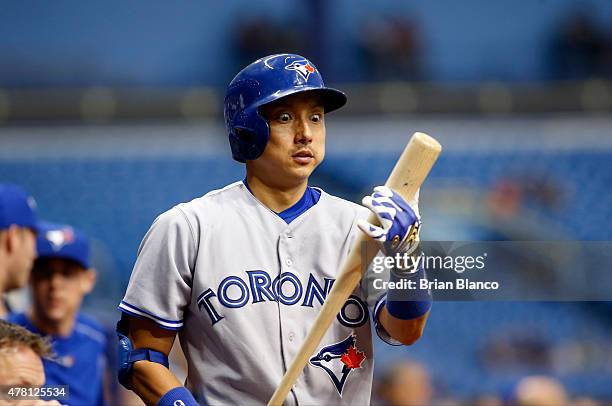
[278, 113, 291, 123]
[311, 113, 322, 123]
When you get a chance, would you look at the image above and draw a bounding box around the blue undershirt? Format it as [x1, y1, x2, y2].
[242, 179, 321, 224]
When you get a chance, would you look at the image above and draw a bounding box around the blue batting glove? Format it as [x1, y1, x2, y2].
[357, 186, 421, 256]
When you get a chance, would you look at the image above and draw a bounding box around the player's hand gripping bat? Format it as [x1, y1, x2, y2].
[268, 132, 442, 405]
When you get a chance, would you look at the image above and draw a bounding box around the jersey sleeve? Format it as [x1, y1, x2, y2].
[362, 257, 403, 346]
[119, 206, 197, 330]
[354, 206, 404, 346]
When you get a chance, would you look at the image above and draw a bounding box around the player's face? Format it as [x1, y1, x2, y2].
[254, 92, 326, 185]
[30, 258, 95, 325]
[0, 345, 45, 386]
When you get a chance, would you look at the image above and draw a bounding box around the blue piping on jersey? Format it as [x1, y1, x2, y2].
[118, 307, 182, 331]
[242, 178, 321, 224]
[373, 294, 403, 347]
[118, 301, 183, 330]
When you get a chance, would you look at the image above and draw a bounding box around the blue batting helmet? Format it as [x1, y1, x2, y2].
[224, 54, 347, 163]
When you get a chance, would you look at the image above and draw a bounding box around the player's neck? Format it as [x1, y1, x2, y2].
[245, 173, 308, 213]
[28, 308, 76, 337]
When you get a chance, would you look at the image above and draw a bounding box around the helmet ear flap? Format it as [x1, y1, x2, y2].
[230, 128, 259, 162]
[229, 111, 270, 162]
[235, 127, 255, 143]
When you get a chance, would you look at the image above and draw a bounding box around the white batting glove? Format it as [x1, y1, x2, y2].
[357, 186, 421, 256]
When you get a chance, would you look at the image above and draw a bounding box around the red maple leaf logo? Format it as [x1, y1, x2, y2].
[340, 345, 366, 369]
[305, 64, 315, 73]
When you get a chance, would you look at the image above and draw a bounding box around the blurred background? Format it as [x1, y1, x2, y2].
[1, 0, 611, 404]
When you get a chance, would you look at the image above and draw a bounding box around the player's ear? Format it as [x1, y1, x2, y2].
[4, 225, 19, 254]
[80, 268, 97, 294]
[0, 230, 7, 253]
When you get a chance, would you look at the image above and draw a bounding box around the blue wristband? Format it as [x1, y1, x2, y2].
[157, 387, 199, 406]
[385, 265, 432, 320]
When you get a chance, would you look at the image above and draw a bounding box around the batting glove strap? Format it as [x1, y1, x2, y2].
[157, 387, 199, 406]
[385, 265, 432, 320]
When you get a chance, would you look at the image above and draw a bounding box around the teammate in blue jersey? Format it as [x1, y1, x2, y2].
[0, 183, 39, 320]
[10, 222, 108, 406]
[118, 54, 431, 405]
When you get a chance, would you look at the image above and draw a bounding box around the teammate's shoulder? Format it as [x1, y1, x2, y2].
[6, 311, 28, 326]
[73, 313, 108, 346]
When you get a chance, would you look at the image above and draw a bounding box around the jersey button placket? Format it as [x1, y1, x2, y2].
[284, 230, 294, 268]
[279, 230, 303, 405]
[276, 232, 300, 405]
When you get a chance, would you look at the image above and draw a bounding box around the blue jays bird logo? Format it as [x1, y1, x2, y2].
[309, 334, 366, 396]
[285, 60, 315, 81]
[45, 227, 75, 251]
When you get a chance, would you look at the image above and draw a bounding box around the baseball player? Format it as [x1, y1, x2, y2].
[117, 54, 432, 405]
[0, 183, 39, 320]
[10, 222, 108, 405]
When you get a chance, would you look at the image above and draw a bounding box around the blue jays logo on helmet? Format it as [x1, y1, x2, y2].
[285, 59, 315, 81]
[309, 334, 366, 396]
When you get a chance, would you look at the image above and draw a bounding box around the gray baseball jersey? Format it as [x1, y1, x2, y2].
[119, 181, 397, 405]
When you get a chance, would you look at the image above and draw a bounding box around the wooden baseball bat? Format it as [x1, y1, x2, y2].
[268, 132, 442, 405]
